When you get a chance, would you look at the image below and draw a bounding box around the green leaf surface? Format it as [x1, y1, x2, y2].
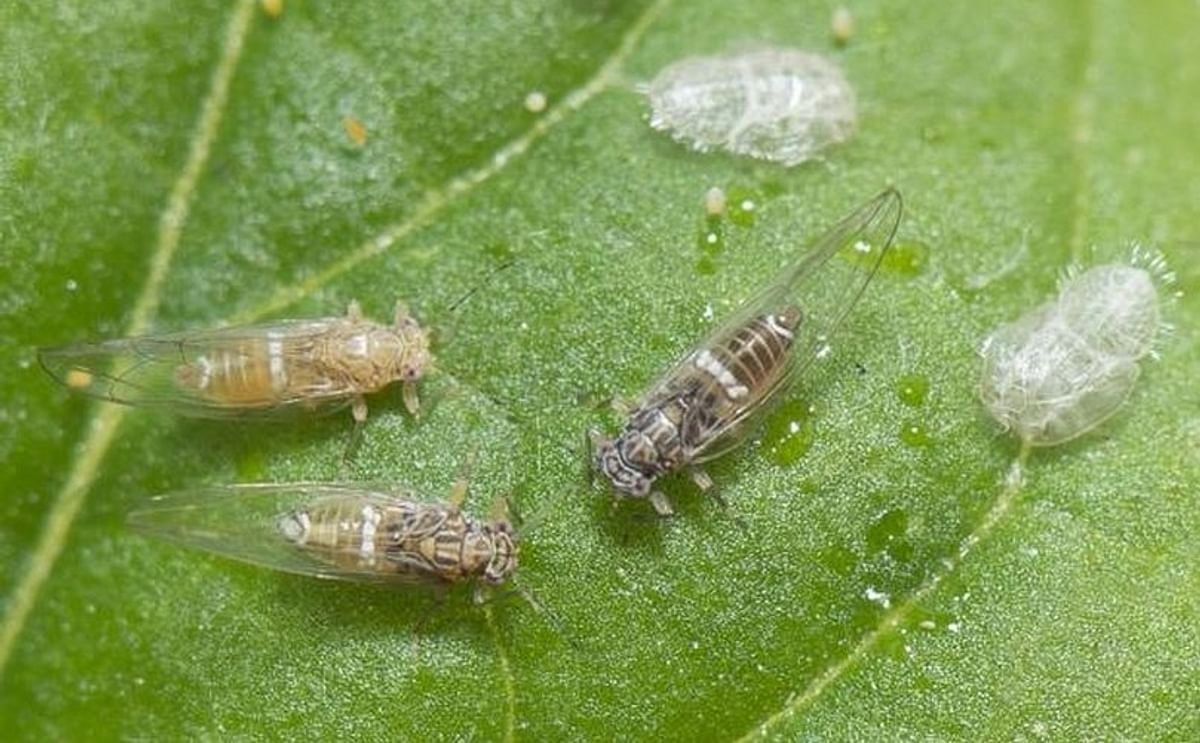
[2, 0, 1197, 739]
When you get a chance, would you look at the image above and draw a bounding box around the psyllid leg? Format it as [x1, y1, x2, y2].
[403, 381, 421, 418]
[342, 426, 364, 468]
[707, 489, 733, 511]
[448, 472, 470, 513]
[411, 586, 450, 657]
[447, 450, 479, 510]
[585, 428, 608, 486]
[394, 300, 420, 331]
[342, 396, 369, 465]
[587, 428, 606, 452]
[690, 466, 733, 510]
[489, 494, 512, 525]
[696, 478, 744, 526]
[515, 581, 577, 649]
[649, 490, 675, 517]
[448, 478, 468, 510]
[351, 395, 368, 424]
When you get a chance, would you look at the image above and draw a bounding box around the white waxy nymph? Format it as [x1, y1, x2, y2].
[979, 260, 1166, 446]
[642, 48, 856, 166]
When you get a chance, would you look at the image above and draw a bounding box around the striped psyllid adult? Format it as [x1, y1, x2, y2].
[39, 299, 432, 428]
[592, 189, 903, 515]
[128, 481, 516, 589]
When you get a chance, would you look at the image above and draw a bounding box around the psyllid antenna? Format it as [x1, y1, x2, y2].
[510, 578, 578, 649]
[430, 260, 517, 353]
[447, 260, 516, 314]
[481, 497, 576, 647]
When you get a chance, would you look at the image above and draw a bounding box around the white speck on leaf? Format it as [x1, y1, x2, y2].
[831, 7, 855, 44]
[864, 586, 891, 608]
[524, 90, 547, 113]
[704, 186, 726, 216]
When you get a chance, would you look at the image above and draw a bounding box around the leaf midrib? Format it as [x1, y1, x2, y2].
[0, 0, 260, 677]
[0, 0, 673, 703]
[735, 0, 1100, 733]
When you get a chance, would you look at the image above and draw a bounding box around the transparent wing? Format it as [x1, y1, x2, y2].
[38, 318, 355, 418]
[127, 483, 445, 585]
[637, 188, 903, 461]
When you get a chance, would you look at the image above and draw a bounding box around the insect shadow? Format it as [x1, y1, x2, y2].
[263, 570, 497, 647]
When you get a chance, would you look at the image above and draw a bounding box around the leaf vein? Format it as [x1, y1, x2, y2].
[485, 604, 517, 743]
[736, 445, 1034, 741]
[0, 0, 259, 677]
[226, 0, 673, 326]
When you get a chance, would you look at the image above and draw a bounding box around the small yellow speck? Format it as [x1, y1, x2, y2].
[831, 7, 855, 45]
[342, 115, 367, 146]
[65, 368, 93, 389]
[261, 0, 283, 19]
[524, 91, 547, 113]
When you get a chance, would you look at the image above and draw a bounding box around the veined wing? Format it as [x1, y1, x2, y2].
[127, 483, 447, 585]
[38, 318, 354, 418]
[639, 188, 904, 461]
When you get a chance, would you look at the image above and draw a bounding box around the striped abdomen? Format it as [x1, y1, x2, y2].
[176, 330, 349, 407]
[279, 498, 495, 582]
[279, 497, 418, 572]
[692, 305, 802, 408]
[176, 334, 299, 406]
